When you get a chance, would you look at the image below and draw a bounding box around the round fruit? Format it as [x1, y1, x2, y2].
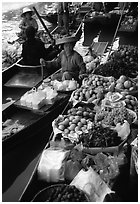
[77, 122, 83, 128]
[77, 111, 83, 116]
[125, 99, 130, 104]
[75, 126, 81, 132]
[64, 129, 70, 134]
[78, 107, 83, 111]
[73, 118, 80, 124]
[59, 125, 65, 131]
[116, 83, 124, 90]
[124, 80, 132, 89]
[119, 75, 127, 83]
[69, 116, 75, 121]
[81, 118, 87, 125]
[83, 111, 89, 117]
[69, 124, 76, 131]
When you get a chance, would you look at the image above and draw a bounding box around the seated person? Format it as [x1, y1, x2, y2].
[21, 26, 47, 66]
[18, 7, 38, 40]
[40, 35, 87, 82]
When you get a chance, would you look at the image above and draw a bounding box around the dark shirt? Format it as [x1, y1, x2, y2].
[22, 38, 47, 66]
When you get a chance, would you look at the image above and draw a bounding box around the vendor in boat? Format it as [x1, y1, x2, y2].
[18, 7, 38, 40]
[57, 2, 69, 35]
[40, 35, 87, 82]
[21, 26, 49, 66]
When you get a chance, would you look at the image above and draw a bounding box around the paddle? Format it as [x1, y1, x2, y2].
[107, 3, 126, 58]
[33, 6, 55, 44]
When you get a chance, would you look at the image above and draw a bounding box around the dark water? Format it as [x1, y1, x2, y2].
[2, 21, 138, 202]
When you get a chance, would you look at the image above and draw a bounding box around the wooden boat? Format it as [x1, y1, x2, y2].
[2, 19, 83, 153]
[19, 100, 137, 202]
[2, 66, 73, 154]
[83, 12, 123, 29]
[2, 92, 70, 154]
[2, 58, 47, 111]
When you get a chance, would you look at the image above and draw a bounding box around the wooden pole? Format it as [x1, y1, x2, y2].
[33, 7, 54, 41]
[108, 3, 126, 58]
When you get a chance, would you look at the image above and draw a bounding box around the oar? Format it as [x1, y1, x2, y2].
[107, 3, 126, 58]
[33, 6, 54, 43]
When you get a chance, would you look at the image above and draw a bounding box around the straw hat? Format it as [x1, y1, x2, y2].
[21, 7, 34, 17]
[56, 36, 77, 45]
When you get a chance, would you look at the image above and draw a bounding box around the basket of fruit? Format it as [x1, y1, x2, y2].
[32, 184, 89, 202]
[94, 106, 137, 127]
[52, 103, 96, 143]
[114, 75, 138, 96]
[82, 74, 115, 91]
[70, 86, 105, 106]
[94, 45, 138, 79]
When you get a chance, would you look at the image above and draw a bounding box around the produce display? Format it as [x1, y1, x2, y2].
[82, 152, 126, 185]
[71, 86, 105, 104]
[33, 184, 88, 202]
[79, 124, 121, 148]
[95, 106, 136, 127]
[83, 74, 115, 90]
[119, 16, 137, 31]
[122, 94, 138, 112]
[115, 75, 137, 93]
[2, 119, 24, 140]
[94, 45, 138, 79]
[3, 16, 138, 201]
[2, 42, 22, 70]
[54, 105, 95, 142]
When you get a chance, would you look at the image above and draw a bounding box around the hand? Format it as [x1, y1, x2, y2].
[79, 74, 88, 80]
[40, 58, 46, 67]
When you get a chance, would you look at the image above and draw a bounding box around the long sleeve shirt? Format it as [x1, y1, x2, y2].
[46, 50, 86, 79]
[22, 38, 47, 65]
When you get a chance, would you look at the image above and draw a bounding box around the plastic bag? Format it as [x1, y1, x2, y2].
[70, 167, 112, 202]
[38, 148, 69, 182]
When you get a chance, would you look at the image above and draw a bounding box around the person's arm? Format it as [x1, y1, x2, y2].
[75, 53, 87, 79]
[19, 19, 27, 30]
[40, 52, 62, 72]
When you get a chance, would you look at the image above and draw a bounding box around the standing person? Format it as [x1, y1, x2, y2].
[57, 2, 69, 35]
[18, 7, 38, 40]
[40, 36, 87, 82]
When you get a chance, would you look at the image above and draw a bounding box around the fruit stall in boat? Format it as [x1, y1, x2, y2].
[2, 2, 138, 202]
[19, 18, 138, 201]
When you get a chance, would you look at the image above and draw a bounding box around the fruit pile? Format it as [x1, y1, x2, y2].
[55, 106, 95, 140]
[79, 124, 121, 148]
[94, 45, 138, 79]
[83, 74, 115, 90]
[123, 94, 138, 112]
[72, 86, 105, 104]
[34, 184, 88, 202]
[120, 16, 137, 31]
[115, 75, 137, 93]
[94, 106, 136, 127]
